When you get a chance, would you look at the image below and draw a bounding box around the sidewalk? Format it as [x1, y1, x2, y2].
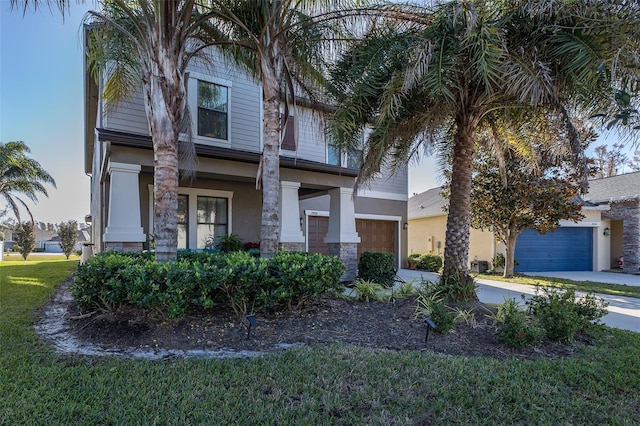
[396, 269, 640, 333]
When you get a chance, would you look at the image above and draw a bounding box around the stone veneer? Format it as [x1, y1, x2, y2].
[327, 242, 358, 282]
[602, 199, 640, 273]
[279, 242, 305, 252]
[104, 242, 144, 253]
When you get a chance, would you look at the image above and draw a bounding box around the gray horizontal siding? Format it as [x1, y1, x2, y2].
[103, 91, 149, 135]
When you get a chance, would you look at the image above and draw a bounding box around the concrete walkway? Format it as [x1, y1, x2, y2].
[396, 269, 640, 333]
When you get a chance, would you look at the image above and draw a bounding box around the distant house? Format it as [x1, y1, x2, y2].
[408, 172, 640, 274]
[83, 39, 408, 279]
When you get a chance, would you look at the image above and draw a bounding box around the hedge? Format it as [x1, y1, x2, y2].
[72, 251, 345, 318]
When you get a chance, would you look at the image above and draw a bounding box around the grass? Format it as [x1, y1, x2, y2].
[479, 273, 640, 299]
[2, 258, 640, 424]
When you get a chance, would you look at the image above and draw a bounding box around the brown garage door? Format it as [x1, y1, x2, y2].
[307, 216, 395, 258]
[356, 219, 395, 258]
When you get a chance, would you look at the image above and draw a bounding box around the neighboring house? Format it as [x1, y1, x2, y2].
[408, 172, 640, 274]
[40, 228, 89, 253]
[84, 45, 408, 280]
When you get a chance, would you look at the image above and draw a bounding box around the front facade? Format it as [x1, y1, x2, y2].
[84, 46, 408, 280]
[408, 175, 640, 274]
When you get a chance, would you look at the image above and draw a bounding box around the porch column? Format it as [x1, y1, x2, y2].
[279, 181, 305, 251]
[622, 201, 640, 273]
[103, 161, 145, 252]
[324, 187, 361, 281]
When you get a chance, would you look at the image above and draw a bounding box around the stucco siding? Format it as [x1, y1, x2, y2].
[408, 215, 496, 267]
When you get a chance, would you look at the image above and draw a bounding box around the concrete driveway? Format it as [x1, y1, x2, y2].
[396, 269, 640, 333]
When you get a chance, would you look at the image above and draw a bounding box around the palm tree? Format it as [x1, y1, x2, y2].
[328, 0, 638, 298]
[11, 0, 233, 262]
[14, 0, 364, 261]
[210, 0, 361, 258]
[0, 141, 56, 223]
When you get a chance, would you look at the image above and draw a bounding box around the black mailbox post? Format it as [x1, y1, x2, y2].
[470, 260, 489, 273]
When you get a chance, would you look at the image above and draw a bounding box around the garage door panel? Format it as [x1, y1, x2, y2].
[307, 217, 395, 260]
[515, 227, 592, 272]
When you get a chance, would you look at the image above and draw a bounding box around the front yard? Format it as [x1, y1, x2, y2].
[1, 257, 639, 424]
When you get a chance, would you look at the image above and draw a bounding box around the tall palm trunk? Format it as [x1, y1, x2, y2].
[442, 112, 477, 293]
[259, 64, 282, 258]
[141, 44, 185, 263]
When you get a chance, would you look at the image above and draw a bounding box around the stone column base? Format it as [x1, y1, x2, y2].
[279, 242, 305, 252]
[327, 242, 358, 282]
[104, 242, 144, 253]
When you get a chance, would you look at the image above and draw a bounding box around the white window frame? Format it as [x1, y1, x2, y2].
[188, 72, 232, 147]
[148, 185, 234, 250]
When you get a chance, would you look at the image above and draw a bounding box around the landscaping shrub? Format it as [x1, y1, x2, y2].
[72, 250, 345, 318]
[526, 287, 608, 343]
[417, 253, 442, 271]
[353, 279, 385, 303]
[267, 251, 345, 310]
[358, 251, 396, 287]
[414, 294, 455, 334]
[215, 234, 244, 253]
[494, 298, 545, 348]
[72, 252, 139, 312]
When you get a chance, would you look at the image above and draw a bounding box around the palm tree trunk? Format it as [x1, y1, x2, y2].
[260, 76, 281, 258]
[142, 54, 185, 263]
[441, 114, 476, 294]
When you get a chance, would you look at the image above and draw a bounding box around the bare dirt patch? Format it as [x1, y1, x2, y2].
[37, 278, 591, 360]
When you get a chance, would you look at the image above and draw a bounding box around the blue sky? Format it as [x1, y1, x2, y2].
[0, 1, 634, 223]
[1, 1, 92, 224]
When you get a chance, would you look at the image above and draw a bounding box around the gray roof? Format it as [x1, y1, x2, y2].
[408, 187, 447, 219]
[585, 171, 640, 204]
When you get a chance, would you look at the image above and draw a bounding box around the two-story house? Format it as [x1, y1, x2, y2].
[84, 45, 408, 280]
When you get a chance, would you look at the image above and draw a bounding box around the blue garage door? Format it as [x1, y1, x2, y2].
[515, 227, 593, 272]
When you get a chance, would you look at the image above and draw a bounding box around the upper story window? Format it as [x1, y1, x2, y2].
[327, 135, 364, 169]
[197, 80, 228, 140]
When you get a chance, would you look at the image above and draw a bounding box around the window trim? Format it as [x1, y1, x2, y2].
[188, 72, 232, 147]
[148, 185, 234, 250]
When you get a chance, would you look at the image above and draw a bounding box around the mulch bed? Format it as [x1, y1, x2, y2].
[61, 284, 589, 360]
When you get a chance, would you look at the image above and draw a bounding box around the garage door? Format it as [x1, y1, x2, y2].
[514, 227, 593, 272]
[356, 219, 395, 258]
[307, 217, 395, 259]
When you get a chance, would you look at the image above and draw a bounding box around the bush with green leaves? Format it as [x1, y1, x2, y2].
[358, 251, 396, 287]
[353, 279, 385, 303]
[414, 294, 455, 334]
[72, 250, 345, 318]
[14, 222, 35, 260]
[57, 220, 78, 259]
[417, 253, 442, 271]
[526, 287, 608, 343]
[267, 251, 345, 309]
[215, 233, 244, 253]
[494, 298, 545, 348]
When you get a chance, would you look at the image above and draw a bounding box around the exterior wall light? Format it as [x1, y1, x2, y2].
[603, 227, 610, 237]
[403, 222, 408, 230]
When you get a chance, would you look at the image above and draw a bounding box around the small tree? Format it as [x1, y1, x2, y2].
[15, 222, 35, 260]
[58, 220, 78, 259]
[470, 150, 584, 278]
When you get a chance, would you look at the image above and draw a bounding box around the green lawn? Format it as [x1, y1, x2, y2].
[2, 258, 639, 424]
[479, 273, 640, 299]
